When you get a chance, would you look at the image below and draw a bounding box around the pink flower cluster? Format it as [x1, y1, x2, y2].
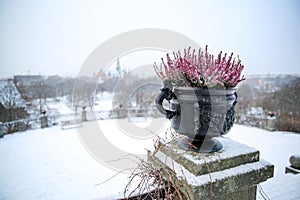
[154, 46, 245, 89]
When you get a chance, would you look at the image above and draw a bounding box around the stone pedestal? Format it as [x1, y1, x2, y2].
[81, 110, 87, 122]
[149, 137, 274, 200]
[39, 115, 48, 128]
[286, 154, 300, 174]
[266, 117, 276, 131]
[0, 122, 3, 138]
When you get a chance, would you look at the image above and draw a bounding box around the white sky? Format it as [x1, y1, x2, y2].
[0, 0, 299, 78]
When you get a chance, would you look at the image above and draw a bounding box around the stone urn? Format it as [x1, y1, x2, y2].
[156, 79, 237, 153]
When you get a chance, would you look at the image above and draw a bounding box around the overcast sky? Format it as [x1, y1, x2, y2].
[0, 0, 299, 78]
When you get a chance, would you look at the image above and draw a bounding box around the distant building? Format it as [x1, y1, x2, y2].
[14, 75, 44, 88]
[13, 75, 63, 99]
[241, 74, 299, 93]
[107, 58, 127, 77]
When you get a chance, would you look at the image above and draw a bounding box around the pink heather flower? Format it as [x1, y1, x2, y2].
[153, 46, 245, 88]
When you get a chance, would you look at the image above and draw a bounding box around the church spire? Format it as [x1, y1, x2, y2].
[116, 57, 121, 76]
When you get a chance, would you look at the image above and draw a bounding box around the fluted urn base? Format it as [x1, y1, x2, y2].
[178, 136, 223, 153]
[155, 84, 237, 154]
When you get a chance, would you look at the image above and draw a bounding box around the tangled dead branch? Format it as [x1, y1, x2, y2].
[95, 128, 213, 200]
[122, 130, 197, 200]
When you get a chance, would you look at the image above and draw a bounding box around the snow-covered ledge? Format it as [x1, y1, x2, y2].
[149, 137, 274, 200]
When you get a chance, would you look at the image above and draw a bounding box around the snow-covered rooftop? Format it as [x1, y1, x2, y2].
[0, 79, 26, 109]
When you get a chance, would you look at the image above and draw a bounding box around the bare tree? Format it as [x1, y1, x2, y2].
[73, 76, 96, 111]
[30, 81, 55, 114]
[0, 80, 28, 133]
[260, 78, 300, 132]
[0, 80, 27, 121]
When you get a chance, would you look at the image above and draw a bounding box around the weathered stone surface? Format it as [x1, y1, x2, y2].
[40, 115, 48, 128]
[159, 137, 259, 176]
[149, 138, 274, 200]
[286, 165, 300, 174]
[214, 186, 257, 200]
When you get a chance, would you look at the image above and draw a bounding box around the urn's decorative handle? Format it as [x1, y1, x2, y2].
[155, 79, 177, 119]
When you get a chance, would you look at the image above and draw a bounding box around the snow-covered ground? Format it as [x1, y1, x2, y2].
[226, 125, 300, 178]
[94, 92, 113, 111]
[0, 123, 130, 200]
[0, 119, 299, 200]
[46, 97, 73, 115]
